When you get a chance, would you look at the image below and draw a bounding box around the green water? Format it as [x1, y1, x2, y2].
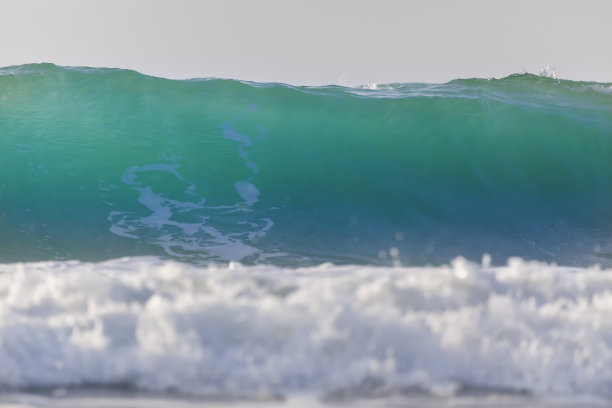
[1, 64, 611, 265]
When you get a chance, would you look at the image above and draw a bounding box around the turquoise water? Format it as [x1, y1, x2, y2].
[1, 63, 611, 266]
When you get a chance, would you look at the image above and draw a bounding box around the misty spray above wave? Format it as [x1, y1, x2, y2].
[0, 63, 611, 266]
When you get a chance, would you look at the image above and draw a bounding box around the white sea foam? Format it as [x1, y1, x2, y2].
[234, 180, 259, 206]
[109, 160, 271, 263]
[0, 257, 611, 400]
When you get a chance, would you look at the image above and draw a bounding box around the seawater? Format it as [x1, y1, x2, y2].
[1, 64, 612, 403]
[1, 63, 611, 266]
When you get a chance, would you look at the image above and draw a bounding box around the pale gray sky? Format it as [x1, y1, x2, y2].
[1, 0, 610, 85]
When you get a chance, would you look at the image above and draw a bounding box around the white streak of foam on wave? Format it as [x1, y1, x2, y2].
[0, 257, 611, 400]
[108, 161, 273, 263]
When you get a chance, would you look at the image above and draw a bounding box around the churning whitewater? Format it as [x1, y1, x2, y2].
[1, 64, 612, 401]
[1, 257, 612, 399]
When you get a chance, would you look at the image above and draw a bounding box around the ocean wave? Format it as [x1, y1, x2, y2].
[1, 64, 611, 266]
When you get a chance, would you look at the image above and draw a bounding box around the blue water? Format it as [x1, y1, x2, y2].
[1, 64, 611, 266]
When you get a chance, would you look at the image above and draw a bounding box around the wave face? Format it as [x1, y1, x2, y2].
[0, 257, 611, 399]
[1, 64, 612, 266]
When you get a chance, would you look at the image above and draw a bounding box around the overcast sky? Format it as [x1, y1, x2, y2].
[1, 0, 611, 85]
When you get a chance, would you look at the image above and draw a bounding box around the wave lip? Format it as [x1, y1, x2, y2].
[0, 256, 611, 400]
